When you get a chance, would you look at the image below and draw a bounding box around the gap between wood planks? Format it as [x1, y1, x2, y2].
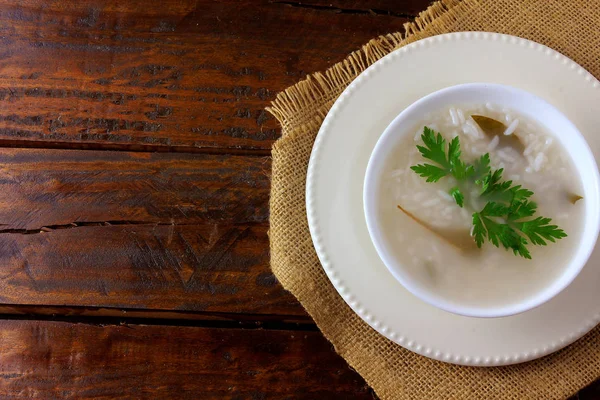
[0, 139, 271, 157]
[0, 304, 315, 330]
[0, 220, 266, 235]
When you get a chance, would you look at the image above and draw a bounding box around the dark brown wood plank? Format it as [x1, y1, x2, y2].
[0, 149, 269, 230]
[0, 148, 306, 316]
[0, 318, 596, 399]
[0, 0, 421, 152]
[0, 223, 306, 316]
[0, 320, 373, 399]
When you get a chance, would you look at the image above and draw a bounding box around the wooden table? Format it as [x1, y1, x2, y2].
[0, 1, 597, 398]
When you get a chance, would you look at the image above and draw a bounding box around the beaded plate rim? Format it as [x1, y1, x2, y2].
[305, 31, 600, 366]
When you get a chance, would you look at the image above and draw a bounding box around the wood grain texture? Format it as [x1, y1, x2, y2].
[0, 148, 308, 316]
[0, 148, 270, 229]
[0, 0, 417, 153]
[0, 222, 308, 315]
[0, 320, 372, 399]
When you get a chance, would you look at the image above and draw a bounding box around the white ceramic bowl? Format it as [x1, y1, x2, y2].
[363, 83, 600, 318]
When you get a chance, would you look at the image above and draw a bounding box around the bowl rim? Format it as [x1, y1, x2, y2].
[363, 82, 600, 318]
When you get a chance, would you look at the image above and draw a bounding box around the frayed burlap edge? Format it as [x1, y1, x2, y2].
[266, 0, 461, 136]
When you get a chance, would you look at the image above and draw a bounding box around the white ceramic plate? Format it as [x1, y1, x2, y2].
[306, 32, 600, 366]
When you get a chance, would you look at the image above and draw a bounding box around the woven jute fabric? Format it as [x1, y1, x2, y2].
[267, 0, 600, 398]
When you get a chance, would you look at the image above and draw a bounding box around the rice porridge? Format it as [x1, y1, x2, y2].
[379, 103, 585, 308]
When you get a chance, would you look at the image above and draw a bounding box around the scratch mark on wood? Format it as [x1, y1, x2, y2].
[0, 220, 157, 235]
[23, 260, 38, 290]
[30, 41, 145, 54]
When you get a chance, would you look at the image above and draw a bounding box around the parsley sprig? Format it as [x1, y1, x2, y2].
[410, 127, 566, 259]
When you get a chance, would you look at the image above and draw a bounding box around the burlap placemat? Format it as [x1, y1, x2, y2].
[267, 0, 600, 398]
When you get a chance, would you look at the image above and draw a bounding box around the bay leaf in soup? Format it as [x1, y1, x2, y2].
[471, 115, 524, 152]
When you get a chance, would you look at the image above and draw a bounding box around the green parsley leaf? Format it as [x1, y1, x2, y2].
[472, 212, 487, 248]
[507, 199, 537, 221]
[479, 168, 513, 198]
[410, 127, 455, 182]
[448, 136, 461, 165]
[410, 128, 476, 182]
[410, 128, 567, 259]
[472, 153, 491, 182]
[451, 158, 474, 181]
[517, 217, 567, 245]
[473, 211, 532, 259]
[510, 185, 534, 202]
[417, 127, 450, 169]
[450, 187, 464, 208]
[410, 163, 449, 183]
[480, 201, 509, 217]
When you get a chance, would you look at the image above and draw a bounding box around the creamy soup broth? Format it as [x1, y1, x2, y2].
[379, 103, 585, 308]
